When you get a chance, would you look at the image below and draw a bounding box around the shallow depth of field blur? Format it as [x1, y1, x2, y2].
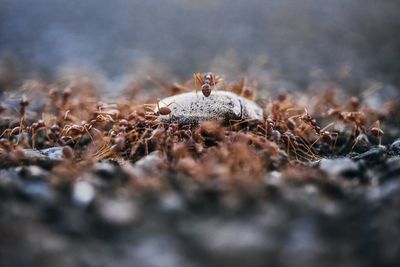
[1, 1, 400, 267]
[1, 0, 400, 91]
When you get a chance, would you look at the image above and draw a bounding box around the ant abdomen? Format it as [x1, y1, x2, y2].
[201, 84, 211, 97]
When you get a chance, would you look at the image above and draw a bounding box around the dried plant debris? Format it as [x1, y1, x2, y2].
[1, 73, 400, 267]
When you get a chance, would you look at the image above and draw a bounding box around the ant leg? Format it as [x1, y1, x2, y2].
[0, 129, 9, 138]
[310, 123, 336, 148]
[310, 136, 322, 149]
[10, 127, 21, 136]
[31, 129, 36, 149]
[330, 132, 339, 152]
[212, 77, 217, 93]
[95, 142, 109, 156]
[285, 108, 306, 115]
[83, 125, 94, 142]
[162, 100, 188, 112]
[130, 129, 149, 157]
[282, 136, 291, 158]
[287, 138, 299, 161]
[320, 122, 335, 132]
[229, 119, 251, 131]
[231, 118, 257, 129]
[239, 78, 246, 96]
[61, 124, 71, 136]
[156, 98, 161, 111]
[297, 137, 320, 160]
[94, 143, 113, 161]
[193, 74, 199, 94]
[74, 134, 83, 149]
[63, 110, 70, 121]
[229, 119, 241, 130]
[256, 124, 267, 137]
[351, 138, 358, 152]
[144, 138, 149, 155]
[143, 104, 157, 111]
[288, 114, 302, 121]
[351, 134, 368, 152]
[293, 146, 313, 161]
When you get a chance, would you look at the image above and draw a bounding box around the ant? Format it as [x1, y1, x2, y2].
[18, 95, 30, 134]
[193, 72, 224, 97]
[289, 109, 319, 132]
[286, 109, 338, 154]
[347, 120, 384, 150]
[227, 77, 257, 100]
[309, 122, 339, 151]
[341, 111, 367, 135]
[144, 99, 172, 120]
[144, 98, 187, 120]
[28, 119, 46, 148]
[370, 120, 384, 145]
[61, 114, 111, 144]
[281, 130, 320, 161]
[156, 104, 173, 117]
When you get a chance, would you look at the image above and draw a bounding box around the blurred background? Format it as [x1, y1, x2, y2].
[1, 0, 400, 93]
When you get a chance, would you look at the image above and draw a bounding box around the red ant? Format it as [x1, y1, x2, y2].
[227, 77, 257, 100]
[370, 120, 384, 145]
[309, 122, 339, 151]
[193, 72, 224, 97]
[144, 98, 188, 120]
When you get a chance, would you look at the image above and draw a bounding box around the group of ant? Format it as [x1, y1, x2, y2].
[259, 92, 385, 160]
[146, 72, 257, 117]
[0, 72, 386, 164]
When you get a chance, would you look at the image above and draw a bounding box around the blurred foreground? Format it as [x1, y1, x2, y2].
[0, 73, 399, 267]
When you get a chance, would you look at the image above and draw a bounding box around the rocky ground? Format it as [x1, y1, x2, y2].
[0, 78, 400, 267]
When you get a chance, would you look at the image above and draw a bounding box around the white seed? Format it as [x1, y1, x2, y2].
[156, 91, 263, 125]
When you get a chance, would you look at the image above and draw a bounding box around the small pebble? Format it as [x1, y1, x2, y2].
[264, 171, 283, 186]
[21, 147, 67, 162]
[93, 162, 116, 177]
[352, 146, 386, 162]
[319, 158, 359, 176]
[159, 193, 185, 213]
[18, 165, 48, 180]
[124, 151, 166, 178]
[97, 199, 137, 226]
[72, 181, 95, 206]
[388, 138, 400, 157]
[41, 147, 65, 160]
[23, 182, 54, 201]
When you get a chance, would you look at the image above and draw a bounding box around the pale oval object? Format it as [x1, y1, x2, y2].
[156, 91, 263, 125]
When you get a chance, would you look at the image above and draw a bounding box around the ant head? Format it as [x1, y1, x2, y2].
[242, 87, 254, 98]
[20, 95, 30, 107]
[204, 73, 213, 80]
